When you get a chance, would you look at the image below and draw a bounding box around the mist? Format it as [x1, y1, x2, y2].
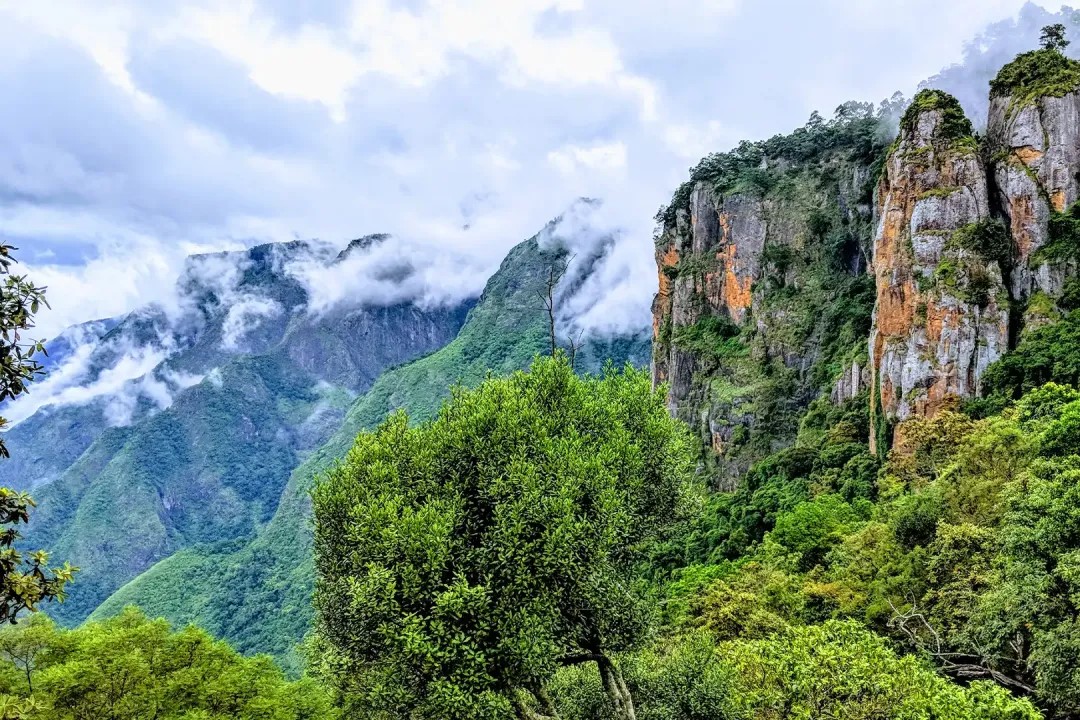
[9, 0, 1062, 351]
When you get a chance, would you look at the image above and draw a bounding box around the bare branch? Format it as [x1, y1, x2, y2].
[887, 598, 1035, 695]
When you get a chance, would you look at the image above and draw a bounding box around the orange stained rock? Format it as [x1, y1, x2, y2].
[655, 242, 679, 301]
[1052, 188, 1067, 212]
[872, 209, 916, 338]
[1009, 194, 1037, 259]
[720, 242, 754, 321]
[1014, 146, 1045, 165]
[879, 374, 896, 415]
[718, 210, 732, 243]
[924, 301, 957, 343]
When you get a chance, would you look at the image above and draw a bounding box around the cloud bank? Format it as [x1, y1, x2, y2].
[5, 0, 1062, 346]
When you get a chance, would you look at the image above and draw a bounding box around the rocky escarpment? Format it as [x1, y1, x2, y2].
[986, 51, 1080, 311]
[655, 48, 1080, 470]
[652, 114, 880, 486]
[867, 53, 1080, 444]
[868, 92, 1009, 450]
[652, 188, 764, 419]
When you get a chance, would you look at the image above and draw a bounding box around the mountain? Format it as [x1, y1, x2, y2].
[14, 211, 647, 670]
[7, 237, 474, 627]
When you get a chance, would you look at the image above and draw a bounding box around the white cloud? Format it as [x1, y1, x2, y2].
[222, 296, 284, 350]
[25, 240, 188, 340]
[285, 236, 490, 315]
[1, 0, 1068, 351]
[548, 142, 628, 175]
[174, 1, 362, 120]
[5, 339, 167, 426]
[538, 199, 654, 337]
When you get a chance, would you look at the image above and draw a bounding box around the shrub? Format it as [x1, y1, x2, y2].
[990, 48, 1080, 106]
[899, 89, 974, 144]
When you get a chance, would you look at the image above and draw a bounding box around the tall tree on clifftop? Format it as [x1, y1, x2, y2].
[312, 356, 694, 720]
[0, 244, 74, 624]
[1041, 23, 1070, 52]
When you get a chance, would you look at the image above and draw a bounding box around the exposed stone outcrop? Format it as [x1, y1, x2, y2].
[831, 359, 870, 405]
[652, 140, 875, 485]
[655, 53, 1080, 471]
[868, 92, 1009, 449]
[653, 185, 764, 413]
[987, 91, 1080, 302]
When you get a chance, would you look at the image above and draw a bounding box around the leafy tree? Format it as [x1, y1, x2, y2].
[0, 615, 52, 694]
[726, 621, 1040, 720]
[0, 245, 73, 623]
[0, 608, 336, 719]
[1041, 23, 1070, 52]
[0, 243, 48, 457]
[549, 623, 1040, 720]
[312, 356, 694, 719]
[768, 493, 867, 571]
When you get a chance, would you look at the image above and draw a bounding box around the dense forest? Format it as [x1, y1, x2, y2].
[9, 19, 1080, 720]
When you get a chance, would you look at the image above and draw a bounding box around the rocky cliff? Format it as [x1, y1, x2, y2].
[986, 49, 1080, 310]
[652, 111, 881, 486]
[867, 51, 1080, 445]
[654, 46, 1080, 470]
[868, 91, 1009, 450]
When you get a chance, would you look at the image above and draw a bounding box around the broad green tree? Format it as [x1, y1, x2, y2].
[0, 608, 336, 719]
[1041, 23, 1070, 52]
[548, 623, 1040, 720]
[312, 356, 694, 719]
[0, 244, 73, 623]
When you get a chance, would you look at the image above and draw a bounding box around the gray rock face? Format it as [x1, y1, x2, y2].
[653, 184, 767, 445]
[987, 91, 1080, 299]
[831, 360, 870, 404]
[869, 106, 1009, 447]
[652, 143, 876, 485]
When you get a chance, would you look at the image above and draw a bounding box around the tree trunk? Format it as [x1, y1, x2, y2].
[597, 656, 636, 720]
[512, 687, 561, 720]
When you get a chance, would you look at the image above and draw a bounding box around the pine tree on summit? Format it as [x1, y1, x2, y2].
[0, 243, 74, 624]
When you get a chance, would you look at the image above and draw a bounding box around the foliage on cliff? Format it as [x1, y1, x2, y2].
[655, 98, 903, 232]
[653, 104, 888, 484]
[899, 88, 975, 143]
[989, 47, 1080, 106]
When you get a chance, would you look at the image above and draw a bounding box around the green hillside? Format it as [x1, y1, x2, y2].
[90, 233, 649, 670]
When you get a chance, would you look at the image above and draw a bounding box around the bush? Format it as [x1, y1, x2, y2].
[0, 609, 335, 720]
[990, 48, 1080, 105]
[899, 89, 974, 143]
[953, 218, 1013, 269]
[551, 623, 1040, 720]
[982, 309, 1080, 399]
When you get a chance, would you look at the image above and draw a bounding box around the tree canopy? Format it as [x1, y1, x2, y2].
[0, 609, 337, 720]
[312, 356, 694, 719]
[1041, 23, 1070, 52]
[0, 244, 72, 623]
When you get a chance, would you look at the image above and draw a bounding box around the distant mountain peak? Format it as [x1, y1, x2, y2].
[335, 234, 391, 262]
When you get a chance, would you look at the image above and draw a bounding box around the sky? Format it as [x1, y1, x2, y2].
[3, 0, 1070, 340]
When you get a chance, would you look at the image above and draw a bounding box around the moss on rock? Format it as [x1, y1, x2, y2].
[899, 89, 974, 144]
[990, 48, 1080, 107]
